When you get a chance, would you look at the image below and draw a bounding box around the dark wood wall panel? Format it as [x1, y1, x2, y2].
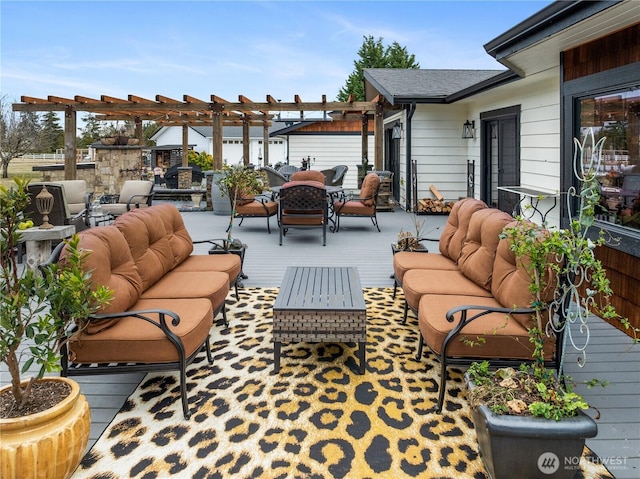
[594, 246, 640, 335]
[564, 24, 639, 81]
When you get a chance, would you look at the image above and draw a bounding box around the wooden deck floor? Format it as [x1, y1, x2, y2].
[3, 206, 638, 478]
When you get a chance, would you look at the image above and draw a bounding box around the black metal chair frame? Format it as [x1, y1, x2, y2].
[278, 184, 328, 246]
[414, 301, 565, 413]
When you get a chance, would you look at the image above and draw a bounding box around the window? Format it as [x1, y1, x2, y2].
[578, 88, 640, 231]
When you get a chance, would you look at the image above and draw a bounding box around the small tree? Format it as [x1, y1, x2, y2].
[337, 35, 420, 101]
[38, 111, 64, 153]
[0, 95, 40, 178]
[1, 178, 112, 413]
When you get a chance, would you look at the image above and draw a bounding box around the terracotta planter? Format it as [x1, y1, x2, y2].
[0, 377, 91, 479]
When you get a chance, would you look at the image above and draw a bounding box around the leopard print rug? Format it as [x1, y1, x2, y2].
[72, 288, 612, 479]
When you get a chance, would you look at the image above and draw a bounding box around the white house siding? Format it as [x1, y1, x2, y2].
[468, 68, 562, 226]
[222, 138, 287, 166]
[152, 127, 209, 153]
[152, 127, 287, 167]
[284, 134, 375, 191]
[404, 104, 470, 204]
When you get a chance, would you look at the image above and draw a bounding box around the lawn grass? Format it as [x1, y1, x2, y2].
[0, 158, 44, 188]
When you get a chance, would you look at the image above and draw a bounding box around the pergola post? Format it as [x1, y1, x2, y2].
[182, 123, 189, 167]
[135, 116, 143, 144]
[361, 113, 369, 165]
[262, 121, 270, 167]
[212, 110, 223, 170]
[374, 103, 384, 171]
[64, 105, 76, 180]
[242, 114, 250, 166]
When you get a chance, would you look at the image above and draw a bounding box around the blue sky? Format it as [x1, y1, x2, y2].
[1, 0, 553, 105]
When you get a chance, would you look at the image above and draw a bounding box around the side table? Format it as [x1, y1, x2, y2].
[19, 225, 75, 272]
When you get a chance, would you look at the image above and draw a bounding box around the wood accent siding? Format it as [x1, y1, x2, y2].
[563, 24, 640, 82]
[593, 245, 640, 334]
[291, 120, 373, 134]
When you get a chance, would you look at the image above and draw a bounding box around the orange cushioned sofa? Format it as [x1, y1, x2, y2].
[49, 203, 241, 419]
[394, 198, 562, 412]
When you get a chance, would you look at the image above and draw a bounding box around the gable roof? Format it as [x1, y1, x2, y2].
[363, 68, 514, 105]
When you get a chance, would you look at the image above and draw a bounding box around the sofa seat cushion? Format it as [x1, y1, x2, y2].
[141, 271, 229, 313]
[438, 198, 488, 261]
[418, 294, 555, 360]
[236, 200, 278, 216]
[403, 269, 493, 311]
[457, 208, 514, 290]
[68, 298, 213, 364]
[63, 226, 143, 333]
[115, 209, 175, 290]
[393, 251, 458, 284]
[171, 254, 241, 283]
[333, 200, 375, 215]
[282, 215, 325, 225]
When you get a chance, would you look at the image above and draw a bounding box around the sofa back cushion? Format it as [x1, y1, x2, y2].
[144, 204, 194, 265]
[458, 208, 514, 290]
[114, 208, 174, 290]
[491, 222, 557, 329]
[61, 226, 143, 333]
[438, 198, 488, 261]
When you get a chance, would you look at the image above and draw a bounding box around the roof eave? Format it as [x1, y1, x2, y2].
[484, 0, 623, 62]
[446, 70, 521, 102]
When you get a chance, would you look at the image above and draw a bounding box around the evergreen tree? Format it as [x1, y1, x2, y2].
[337, 35, 420, 101]
[38, 111, 64, 153]
[77, 114, 102, 148]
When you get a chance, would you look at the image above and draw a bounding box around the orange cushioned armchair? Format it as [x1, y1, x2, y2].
[332, 172, 380, 232]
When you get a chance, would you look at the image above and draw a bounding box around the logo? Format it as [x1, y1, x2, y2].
[538, 452, 560, 474]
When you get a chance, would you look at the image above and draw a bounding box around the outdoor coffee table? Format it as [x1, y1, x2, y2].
[273, 266, 367, 374]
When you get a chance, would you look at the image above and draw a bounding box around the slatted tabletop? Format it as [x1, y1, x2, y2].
[272, 266, 367, 374]
[273, 266, 365, 311]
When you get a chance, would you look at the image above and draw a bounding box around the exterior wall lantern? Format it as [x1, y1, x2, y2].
[462, 120, 475, 139]
[392, 122, 402, 140]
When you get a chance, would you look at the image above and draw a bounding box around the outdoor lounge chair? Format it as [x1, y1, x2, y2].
[231, 193, 279, 233]
[100, 180, 155, 217]
[25, 183, 88, 232]
[320, 165, 348, 187]
[278, 181, 328, 246]
[332, 172, 381, 232]
[260, 166, 288, 188]
[277, 164, 300, 180]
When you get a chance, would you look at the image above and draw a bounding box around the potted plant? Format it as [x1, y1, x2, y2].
[1, 177, 112, 479]
[215, 163, 268, 247]
[392, 210, 439, 252]
[464, 130, 638, 479]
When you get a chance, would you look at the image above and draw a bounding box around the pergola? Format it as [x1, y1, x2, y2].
[13, 94, 390, 179]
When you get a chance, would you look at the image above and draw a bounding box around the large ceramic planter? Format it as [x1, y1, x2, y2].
[467, 378, 597, 479]
[210, 171, 232, 216]
[0, 377, 91, 479]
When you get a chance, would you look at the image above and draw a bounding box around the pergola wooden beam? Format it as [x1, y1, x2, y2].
[14, 93, 389, 173]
